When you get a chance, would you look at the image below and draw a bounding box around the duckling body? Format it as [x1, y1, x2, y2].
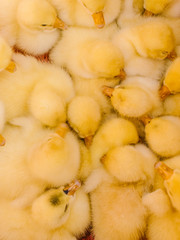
[0, 0, 65, 55]
[50, 26, 125, 79]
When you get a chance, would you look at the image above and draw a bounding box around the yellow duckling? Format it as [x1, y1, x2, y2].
[50, 0, 121, 28]
[164, 94, 180, 116]
[103, 76, 162, 118]
[0, 182, 90, 240]
[67, 96, 101, 145]
[142, 189, 179, 240]
[90, 117, 139, 168]
[28, 124, 80, 186]
[145, 116, 180, 157]
[101, 144, 157, 187]
[0, 0, 67, 55]
[159, 57, 180, 100]
[50, 27, 125, 79]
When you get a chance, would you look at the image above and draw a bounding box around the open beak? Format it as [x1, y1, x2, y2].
[54, 17, 68, 30]
[155, 162, 173, 180]
[63, 180, 81, 196]
[0, 134, 5, 146]
[5, 61, 16, 73]
[92, 11, 105, 29]
[167, 50, 177, 61]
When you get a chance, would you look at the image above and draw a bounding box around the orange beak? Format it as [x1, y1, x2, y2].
[92, 11, 105, 29]
[5, 61, 16, 73]
[54, 17, 68, 30]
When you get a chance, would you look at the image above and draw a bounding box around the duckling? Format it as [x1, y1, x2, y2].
[101, 144, 157, 188]
[0, 37, 16, 73]
[103, 76, 163, 118]
[142, 189, 180, 240]
[0, 0, 67, 55]
[28, 123, 81, 186]
[50, 0, 121, 28]
[67, 96, 101, 145]
[163, 0, 180, 17]
[50, 27, 125, 79]
[0, 182, 90, 240]
[145, 116, 180, 157]
[164, 94, 180, 116]
[0, 54, 74, 126]
[113, 21, 174, 78]
[90, 117, 139, 168]
[159, 57, 180, 100]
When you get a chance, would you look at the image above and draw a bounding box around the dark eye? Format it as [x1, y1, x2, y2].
[64, 204, 69, 212]
[41, 24, 47, 26]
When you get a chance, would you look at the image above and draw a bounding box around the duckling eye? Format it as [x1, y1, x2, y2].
[50, 194, 61, 206]
[41, 24, 47, 27]
[64, 204, 69, 212]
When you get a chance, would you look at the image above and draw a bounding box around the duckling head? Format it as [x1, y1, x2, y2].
[139, 22, 175, 60]
[0, 38, 15, 73]
[32, 182, 80, 229]
[81, 39, 125, 79]
[80, 0, 106, 28]
[17, 0, 67, 32]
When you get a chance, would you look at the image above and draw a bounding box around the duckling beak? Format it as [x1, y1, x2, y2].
[84, 135, 93, 148]
[63, 180, 81, 196]
[100, 154, 106, 164]
[155, 162, 173, 180]
[55, 123, 69, 138]
[92, 11, 105, 29]
[139, 115, 152, 125]
[143, 9, 155, 17]
[5, 61, 16, 73]
[159, 85, 171, 100]
[53, 17, 68, 30]
[115, 69, 126, 81]
[167, 50, 177, 61]
[0, 134, 5, 146]
[102, 86, 114, 97]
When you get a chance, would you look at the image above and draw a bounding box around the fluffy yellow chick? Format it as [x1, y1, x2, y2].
[0, 0, 66, 55]
[103, 76, 162, 118]
[142, 189, 179, 240]
[0, 182, 90, 240]
[159, 57, 180, 100]
[101, 144, 157, 188]
[90, 117, 139, 168]
[145, 116, 180, 157]
[164, 94, 180, 116]
[67, 96, 101, 143]
[50, 0, 121, 28]
[28, 124, 80, 186]
[50, 27, 125, 79]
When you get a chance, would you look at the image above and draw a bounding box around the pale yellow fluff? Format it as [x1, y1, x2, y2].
[90, 117, 139, 168]
[91, 183, 147, 240]
[102, 144, 157, 186]
[0, 37, 13, 71]
[50, 26, 125, 79]
[164, 94, 180, 116]
[164, 57, 180, 93]
[67, 96, 101, 138]
[110, 76, 163, 118]
[0, 0, 62, 55]
[50, 0, 121, 27]
[145, 116, 180, 157]
[28, 128, 80, 186]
